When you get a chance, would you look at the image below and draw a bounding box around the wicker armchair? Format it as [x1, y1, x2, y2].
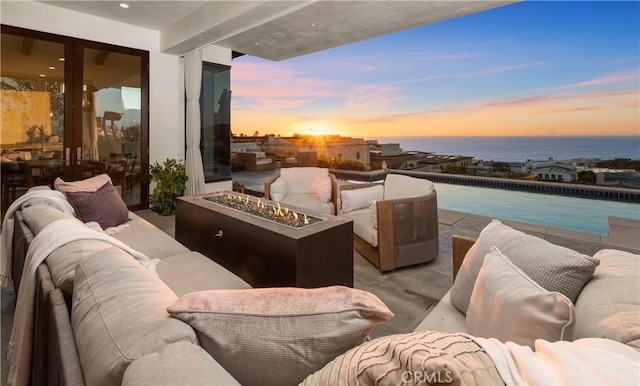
[339, 174, 439, 272]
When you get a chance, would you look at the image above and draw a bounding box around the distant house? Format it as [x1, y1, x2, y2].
[414, 154, 474, 173]
[531, 164, 577, 182]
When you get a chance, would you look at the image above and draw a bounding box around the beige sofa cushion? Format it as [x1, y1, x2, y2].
[467, 248, 575, 348]
[122, 341, 240, 386]
[157, 251, 251, 296]
[573, 249, 640, 350]
[110, 213, 190, 259]
[301, 331, 502, 385]
[21, 204, 76, 235]
[167, 286, 393, 386]
[451, 219, 599, 314]
[413, 291, 467, 334]
[72, 247, 197, 386]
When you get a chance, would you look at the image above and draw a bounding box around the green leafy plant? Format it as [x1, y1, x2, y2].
[149, 158, 188, 215]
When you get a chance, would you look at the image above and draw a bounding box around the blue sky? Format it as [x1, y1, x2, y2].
[231, 1, 640, 138]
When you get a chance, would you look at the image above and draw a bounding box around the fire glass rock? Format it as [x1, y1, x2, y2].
[203, 193, 323, 228]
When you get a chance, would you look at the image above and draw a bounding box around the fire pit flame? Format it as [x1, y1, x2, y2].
[202, 192, 323, 228]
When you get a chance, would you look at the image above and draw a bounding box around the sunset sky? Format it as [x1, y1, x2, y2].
[230, 1, 639, 139]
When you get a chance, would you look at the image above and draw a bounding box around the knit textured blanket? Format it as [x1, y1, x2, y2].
[471, 336, 640, 386]
[7, 218, 158, 386]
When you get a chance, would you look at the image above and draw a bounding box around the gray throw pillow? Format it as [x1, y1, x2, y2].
[450, 219, 599, 314]
[65, 181, 129, 229]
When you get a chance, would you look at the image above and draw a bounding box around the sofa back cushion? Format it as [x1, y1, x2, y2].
[22, 204, 76, 236]
[573, 249, 640, 350]
[450, 220, 599, 314]
[72, 247, 197, 386]
[384, 174, 434, 200]
[280, 167, 328, 195]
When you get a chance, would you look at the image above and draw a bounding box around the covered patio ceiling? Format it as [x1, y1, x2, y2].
[39, 0, 517, 60]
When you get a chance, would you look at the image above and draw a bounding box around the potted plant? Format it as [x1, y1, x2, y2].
[149, 158, 188, 215]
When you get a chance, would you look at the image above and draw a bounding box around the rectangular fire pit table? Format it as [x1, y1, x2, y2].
[175, 193, 354, 288]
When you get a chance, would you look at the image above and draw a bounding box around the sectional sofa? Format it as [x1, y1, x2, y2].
[3, 177, 639, 385]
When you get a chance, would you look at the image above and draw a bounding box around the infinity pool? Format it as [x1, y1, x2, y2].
[434, 182, 640, 235]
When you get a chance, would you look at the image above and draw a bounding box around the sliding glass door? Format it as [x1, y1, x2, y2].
[77, 42, 148, 208]
[1, 26, 148, 210]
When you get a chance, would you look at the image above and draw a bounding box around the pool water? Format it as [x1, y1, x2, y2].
[434, 182, 640, 235]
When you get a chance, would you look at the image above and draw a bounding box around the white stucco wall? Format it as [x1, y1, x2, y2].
[1, 0, 233, 193]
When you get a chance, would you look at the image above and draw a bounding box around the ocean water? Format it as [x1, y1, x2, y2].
[372, 136, 640, 162]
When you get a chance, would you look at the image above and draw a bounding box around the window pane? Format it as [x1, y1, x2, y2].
[83, 47, 142, 206]
[1, 32, 66, 209]
[201, 63, 231, 182]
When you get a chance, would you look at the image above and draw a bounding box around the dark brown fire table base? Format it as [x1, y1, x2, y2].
[175, 193, 354, 288]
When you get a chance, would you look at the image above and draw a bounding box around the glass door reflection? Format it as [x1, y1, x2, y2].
[80, 46, 147, 207]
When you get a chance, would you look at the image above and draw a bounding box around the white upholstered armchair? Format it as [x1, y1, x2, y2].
[339, 174, 439, 272]
[264, 167, 338, 215]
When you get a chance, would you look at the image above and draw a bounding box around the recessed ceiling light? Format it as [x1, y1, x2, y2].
[254, 41, 261, 46]
[48, 66, 55, 70]
[119, 3, 129, 8]
[39, 74, 46, 78]
[58, 57, 65, 62]
[271, 32, 286, 39]
[310, 23, 319, 28]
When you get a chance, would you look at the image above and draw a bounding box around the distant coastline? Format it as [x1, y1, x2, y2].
[371, 135, 640, 163]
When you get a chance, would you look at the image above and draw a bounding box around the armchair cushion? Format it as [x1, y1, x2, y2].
[316, 176, 332, 203]
[340, 185, 383, 213]
[280, 167, 328, 195]
[269, 177, 288, 202]
[384, 174, 434, 200]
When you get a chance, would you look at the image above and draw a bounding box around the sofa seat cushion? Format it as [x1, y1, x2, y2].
[450, 219, 599, 314]
[110, 213, 189, 259]
[72, 247, 197, 386]
[122, 341, 240, 386]
[301, 331, 502, 385]
[280, 193, 335, 215]
[413, 290, 467, 334]
[573, 249, 640, 350]
[157, 252, 251, 296]
[341, 208, 378, 247]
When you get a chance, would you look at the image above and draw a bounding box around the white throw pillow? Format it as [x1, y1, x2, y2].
[466, 247, 576, 349]
[340, 185, 383, 213]
[450, 219, 599, 314]
[316, 176, 332, 203]
[269, 177, 288, 202]
[383, 174, 434, 200]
